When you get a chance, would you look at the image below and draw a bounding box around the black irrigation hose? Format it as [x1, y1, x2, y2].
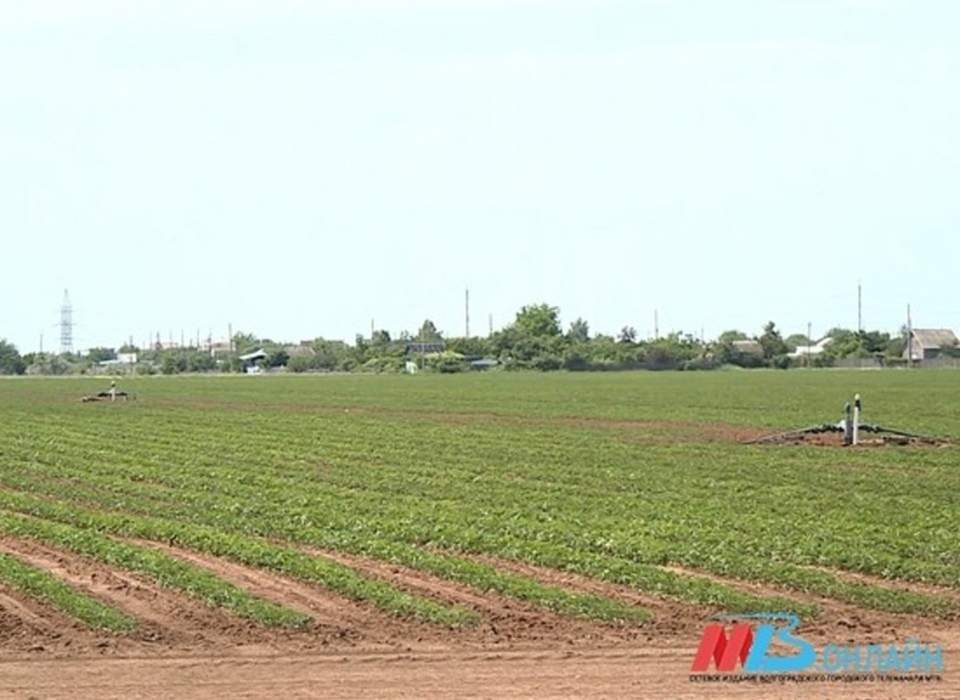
[743, 422, 947, 445]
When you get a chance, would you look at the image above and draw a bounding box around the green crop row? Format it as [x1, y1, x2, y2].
[0, 510, 310, 629]
[0, 491, 472, 627]
[0, 485, 646, 624]
[9, 448, 947, 621]
[0, 469, 812, 621]
[2, 371, 958, 629]
[0, 551, 136, 631]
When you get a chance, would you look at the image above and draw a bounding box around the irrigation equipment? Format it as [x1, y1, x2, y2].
[743, 393, 948, 446]
[80, 380, 136, 403]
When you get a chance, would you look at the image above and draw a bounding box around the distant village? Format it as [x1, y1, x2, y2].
[3, 301, 959, 376]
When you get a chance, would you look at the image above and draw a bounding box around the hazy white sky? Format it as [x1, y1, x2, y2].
[1, 0, 957, 352]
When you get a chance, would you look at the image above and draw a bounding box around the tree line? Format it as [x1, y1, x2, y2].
[1, 303, 951, 376]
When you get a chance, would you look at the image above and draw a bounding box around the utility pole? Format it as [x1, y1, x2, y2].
[907, 304, 913, 368]
[857, 280, 862, 333]
[654, 310, 659, 340]
[807, 322, 812, 368]
[465, 288, 470, 338]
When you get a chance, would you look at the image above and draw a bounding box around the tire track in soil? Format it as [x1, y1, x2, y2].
[453, 553, 960, 652]
[802, 564, 960, 604]
[299, 545, 657, 649]
[449, 550, 709, 641]
[0, 535, 268, 652]
[0, 586, 56, 629]
[127, 538, 435, 650]
[656, 563, 960, 647]
[0, 583, 85, 654]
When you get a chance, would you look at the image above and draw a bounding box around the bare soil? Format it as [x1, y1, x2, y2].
[0, 535, 956, 698]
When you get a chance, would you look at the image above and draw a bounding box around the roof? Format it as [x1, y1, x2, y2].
[910, 329, 958, 349]
[286, 344, 315, 357]
[239, 348, 267, 361]
[405, 342, 445, 354]
[470, 359, 499, 367]
[731, 339, 764, 356]
[789, 337, 833, 357]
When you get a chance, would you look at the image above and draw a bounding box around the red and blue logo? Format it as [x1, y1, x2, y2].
[691, 613, 816, 674]
[690, 612, 943, 681]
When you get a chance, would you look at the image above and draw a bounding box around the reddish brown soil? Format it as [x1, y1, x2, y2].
[144, 398, 954, 449]
[0, 535, 956, 698]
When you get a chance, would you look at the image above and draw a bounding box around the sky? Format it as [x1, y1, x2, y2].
[1, 0, 957, 352]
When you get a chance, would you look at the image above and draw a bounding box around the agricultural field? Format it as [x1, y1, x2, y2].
[0, 370, 958, 698]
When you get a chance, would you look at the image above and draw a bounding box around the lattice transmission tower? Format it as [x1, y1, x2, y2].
[59, 289, 74, 354]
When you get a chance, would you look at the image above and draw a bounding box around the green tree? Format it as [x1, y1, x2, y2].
[186, 350, 217, 372]
[0, 339, 26, 375]
[231, 332, 259, 355]
[352, 334, 370, 364]
[417, 320, 442, 341]
[86, 347, 117, 363]
[718, 330, 748, 343]
[513, 303, 562, 338]
[445, 336, 491, 357]
[310, 338, 346, 370]
[34, 353, 71, 375]
[265, 347, 289, 368]
[567, 318, 590, 343]
[159, 351, 187, 375]
[490, 304, 566, 369]
[617, 326, 637, 344]
[758, 322, 789, 360]
[286, 354, 313, 373]
[784, 334, 810, 352]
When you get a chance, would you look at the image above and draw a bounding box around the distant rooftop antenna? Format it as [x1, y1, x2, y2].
[59, 289, 74, 354]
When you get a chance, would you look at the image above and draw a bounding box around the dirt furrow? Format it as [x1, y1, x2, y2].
[127, 538, 434, 650]
[0, 536, 267, 652]
[451, 551, 710, 639]
[298, 545, 659, 648]
[0, 582, 85, 656]
[656, 563, 959, 646]
[0, 586, 57, 630]
[802, 564, 960, 603]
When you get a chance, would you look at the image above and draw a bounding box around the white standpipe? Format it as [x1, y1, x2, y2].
[852, 393, 861, 445]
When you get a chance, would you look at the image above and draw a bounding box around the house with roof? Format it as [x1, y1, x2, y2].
[788, 336, 833, 358]
[405, 341, 445, 355]
[903, 328, 959, 361]
[239, 348, 267, 374]
[731, 339, 764, 358]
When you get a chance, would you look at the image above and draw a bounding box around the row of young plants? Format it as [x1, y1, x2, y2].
[0, 459, 817, 620]
[0, 510, 311, 629]
[4, 373, 959, 625]
[0, 485, 641, 625]
[0, 551, 137, 631]
[7, 416, 957, 621]
[3, 418, 956, 623]
[124, 418, 960, 605]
